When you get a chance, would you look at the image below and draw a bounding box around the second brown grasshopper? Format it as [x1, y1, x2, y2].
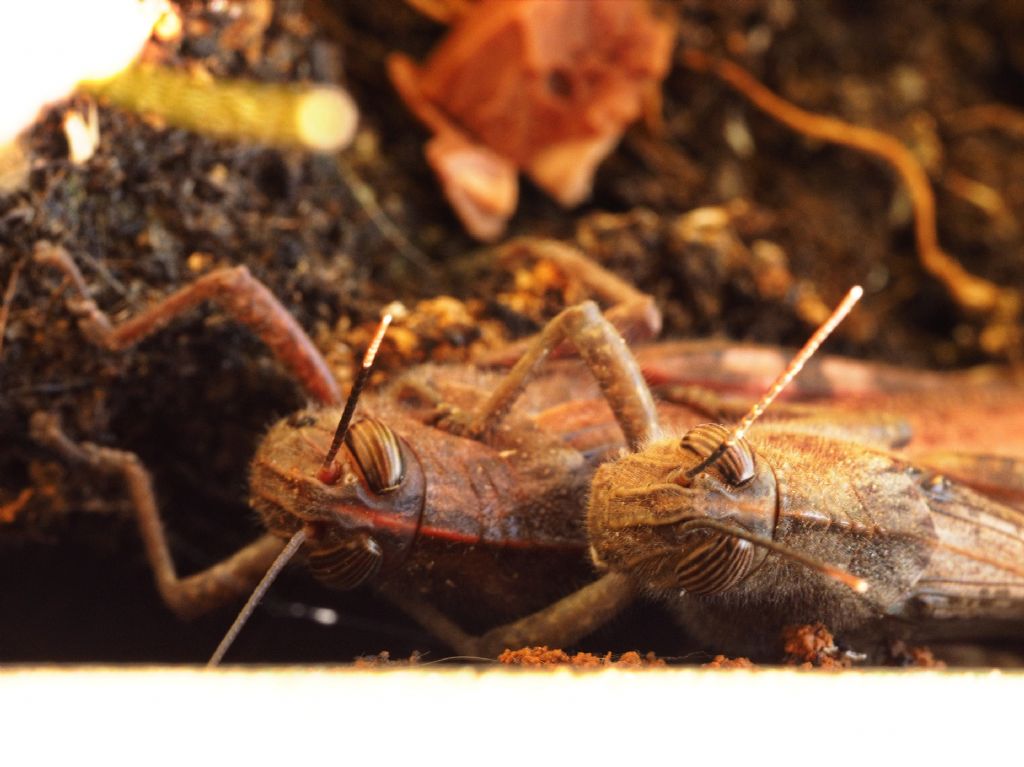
[611, 338, 1024, 657]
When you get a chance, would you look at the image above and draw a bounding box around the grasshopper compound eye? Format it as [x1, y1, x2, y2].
[307, 417, 424, 592]
[306, 533, 384, 590]
[668, 426, 762, 594]
[674, 528, 757, 595]
[678, 423, 756, 486]
[344, 417, 406, 493]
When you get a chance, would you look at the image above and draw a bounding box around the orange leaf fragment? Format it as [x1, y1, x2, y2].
[390, 0, 674, 240]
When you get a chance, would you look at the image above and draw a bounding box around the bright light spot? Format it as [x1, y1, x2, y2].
[311, 607, 339, 626]
[63, 103, 100, 164]
[296, 86, 359, 152]
[0, 0, 165, 143]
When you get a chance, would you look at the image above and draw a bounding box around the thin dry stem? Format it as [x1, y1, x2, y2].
[0, 488, 33, 524]
[83, 63, 358, 152]
[680, 49, 1019, 323]
[949, 103, 1024, 140]
[0, 257, 25, 360]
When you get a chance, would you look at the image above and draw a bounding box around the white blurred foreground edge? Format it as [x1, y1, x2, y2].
[0, 666, 1019, 764]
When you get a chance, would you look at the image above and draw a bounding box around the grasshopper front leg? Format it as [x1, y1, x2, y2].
[463, 300, 659, 449]
[496, 239, 662, 347]
[476, 239, 662, 366]
[382, 301, 660, 655]
[30, 412, 284, 619]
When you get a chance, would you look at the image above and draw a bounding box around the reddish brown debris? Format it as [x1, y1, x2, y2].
[782, 623, 858, 669]
[346, 295, 500, 371]
[703, 655, 757, 670]
[0, 256, 25, 359]
[353, 651, 425, 668]
[889, 640, 947, 669]
[0, 488, 33, 524]
[498, 646, 665, 668]
[389, 0, 674, 240]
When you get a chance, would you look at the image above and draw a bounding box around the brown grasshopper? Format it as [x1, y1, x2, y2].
[29, 238, 670, 660]
[587, 338, 1024, 658]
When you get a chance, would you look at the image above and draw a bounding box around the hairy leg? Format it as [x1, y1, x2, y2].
[30, 412, 285, 619]
[33, 241, 340, 405]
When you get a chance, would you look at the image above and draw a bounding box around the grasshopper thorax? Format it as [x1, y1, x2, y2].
[587, 424, 778, 597]
[249, 407, 426, 590]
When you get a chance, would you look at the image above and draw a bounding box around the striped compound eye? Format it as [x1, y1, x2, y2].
[680, 423, 756, 486]
[672, 423, 759, 595]
[307, 534, 383, 591]
[344, 417, 406, 494]
[674, 531, 755, 595]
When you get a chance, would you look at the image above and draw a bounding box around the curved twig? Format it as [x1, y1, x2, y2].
[680, 49, 1019, 324]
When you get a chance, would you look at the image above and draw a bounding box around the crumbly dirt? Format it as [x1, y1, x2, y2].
[887, 640, 947, 669]
[703, 655, 757, 670]
[498, 647, 666, 668]
[782, 623, 860, 670]
[1, 0, 1022, 664]
[703, 625, 949, 670]
[352, 650, 425, 668]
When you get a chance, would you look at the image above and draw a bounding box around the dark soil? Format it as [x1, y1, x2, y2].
[1, 0, 1022, 665]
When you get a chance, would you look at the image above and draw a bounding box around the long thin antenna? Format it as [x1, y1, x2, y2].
[685, 285, 864, 480]
[675, 518, 869, 594]
[318, 305, 399, 483]
[208, 528, 307, 668]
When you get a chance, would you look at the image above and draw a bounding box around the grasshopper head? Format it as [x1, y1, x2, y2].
[587, 423, 777, 597]
[249, 408, 425, 590]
